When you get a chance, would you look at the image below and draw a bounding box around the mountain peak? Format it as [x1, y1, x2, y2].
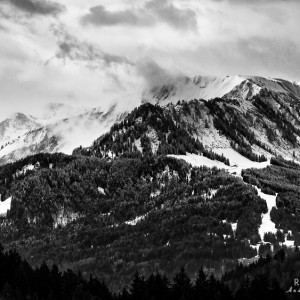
[142, 74, 300, 105]
[0, 112, 41, 147]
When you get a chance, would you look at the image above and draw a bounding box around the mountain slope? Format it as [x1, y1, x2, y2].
[77, 93, 300, 166]
[1, 100, 300, 290]
[0, 151, 268, 290]
[0, 113, 41, 146]
[0, 105, 123, 165]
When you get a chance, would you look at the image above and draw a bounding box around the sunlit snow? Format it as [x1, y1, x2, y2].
[0, 197, 12, 216]
[125, 214, 148, 226]
[231, 223, 237, 233]
[213, 148, 271, 176]
[255, 187, 277, 238]
[98, 187, 106, 195]
[168, 153, 232, 170]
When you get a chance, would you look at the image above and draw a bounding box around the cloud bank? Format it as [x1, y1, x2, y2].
[0, 0, 65, 16]
[82, 0, 197, 30]
[0, 0, 299, 120]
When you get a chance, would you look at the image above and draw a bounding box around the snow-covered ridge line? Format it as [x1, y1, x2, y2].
[144, 75, 247, 105]
[144, 74, 300, 106]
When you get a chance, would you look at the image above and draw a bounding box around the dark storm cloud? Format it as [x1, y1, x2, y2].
[50, 25, 132, 67]
[81, 6, 146, 27]
[145, 0, 197, 29]
[82, 0, 197, 30]
[0, 0, 65, 16]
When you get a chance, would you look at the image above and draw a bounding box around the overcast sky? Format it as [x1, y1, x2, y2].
[0, 0, 300, 119]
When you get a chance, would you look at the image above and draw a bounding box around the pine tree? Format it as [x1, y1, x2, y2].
[130, 272, 146, 300]
[172, 267, 191, 300]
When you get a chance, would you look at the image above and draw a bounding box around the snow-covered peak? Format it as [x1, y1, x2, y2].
[192, 75, 246, 99]
[0, 113, 41, 146]
[224, 79, 262, 100]
[0, 104, 123, 165]
[142, 75, 246, 105]
[142, 74, 300, 105]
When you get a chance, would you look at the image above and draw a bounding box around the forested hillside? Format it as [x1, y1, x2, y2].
[243, 157, 300, 246]
[73, 103, 230, 165]
[0, 148, 270, 290]
[1, 101, 300, 292]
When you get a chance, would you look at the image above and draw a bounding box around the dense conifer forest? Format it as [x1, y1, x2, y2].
[1, 244, 299, 299]
[0, 151, 269, 290]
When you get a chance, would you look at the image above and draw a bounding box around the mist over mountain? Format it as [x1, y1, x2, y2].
[1, 74, 300, 166]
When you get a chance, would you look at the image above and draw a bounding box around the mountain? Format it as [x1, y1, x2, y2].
[0, 113, 41, 146]
[0, 104, 123, 165]
[1, 75, 300, 167]
[141, 75, 300, 163]
[1, 100, 300, 290]
[1, 74, 300, 291]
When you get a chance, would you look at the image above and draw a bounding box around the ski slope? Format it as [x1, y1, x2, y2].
[255, 187, 277, 239]
[213, 148, 271, 176]
[168, 153, 233, 170]
[169, 149, 270, 174]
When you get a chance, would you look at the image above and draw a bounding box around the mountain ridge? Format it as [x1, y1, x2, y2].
[1, 74, 300, 167]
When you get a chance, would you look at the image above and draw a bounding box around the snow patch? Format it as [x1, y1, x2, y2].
[283, 236, 295, 247]
[204, 188, 218, 199]
[0, 197, 12, 216]
[231, 222, 237, 233]
[255, 187, 277, 239]
[98, 187, 106, 195]
[150, 190, 161, 198]
[134, 138, 143, 153]
[54, 211, 79, 228]
[213, 148, 271, 176]
[125, 214, 148, 226]
[168, 153, 232, 170]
